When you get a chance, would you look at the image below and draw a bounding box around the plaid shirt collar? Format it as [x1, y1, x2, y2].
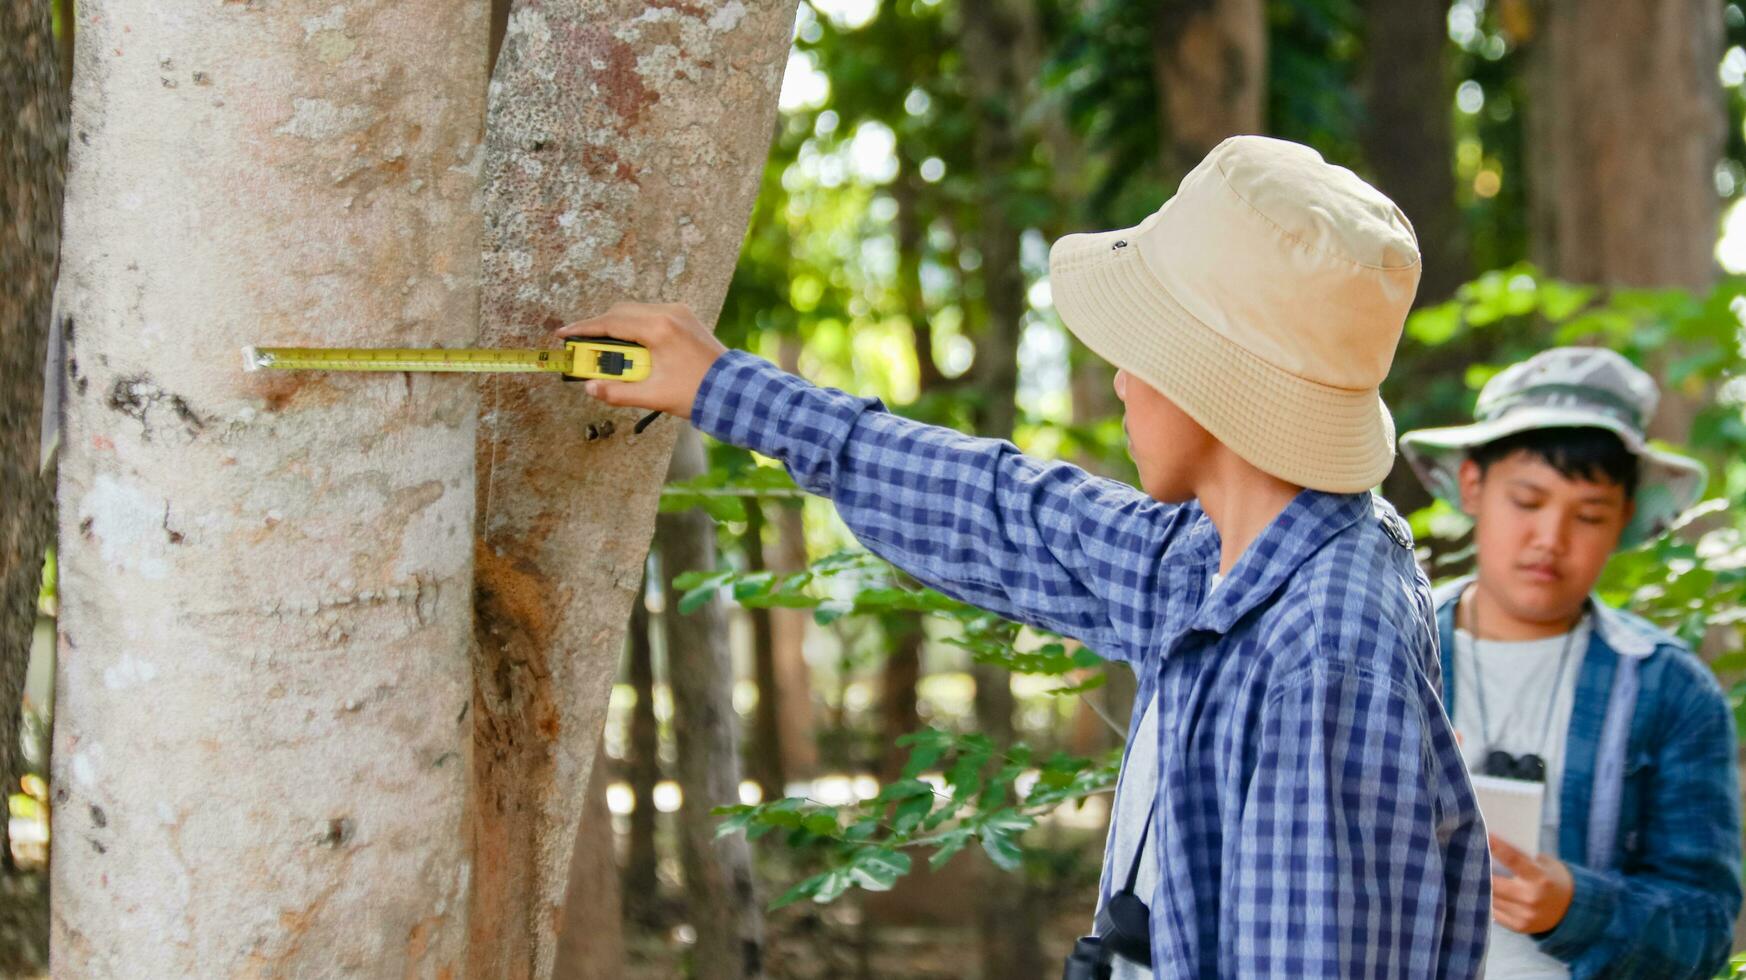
[1187, 489, 1375, 637]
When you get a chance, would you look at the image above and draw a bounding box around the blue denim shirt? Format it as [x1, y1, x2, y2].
[694, 350, 1491, 978]
[1436, 580, 1742, 979]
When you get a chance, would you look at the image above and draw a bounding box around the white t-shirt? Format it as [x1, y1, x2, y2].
[1451, 619, 1591, 980]
[1101, 575, 1220, 978]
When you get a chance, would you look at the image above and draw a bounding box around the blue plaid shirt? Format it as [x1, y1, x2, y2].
[694, 350, 1491, 977]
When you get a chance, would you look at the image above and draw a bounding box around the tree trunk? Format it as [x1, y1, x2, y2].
[878, 169, 935, 782]
[1066, 354, 1137, 757]
[1360, 0, 1469, 305]
[1, 0, 64, 971]
[894, 167, 947, 394]
[54, 3, 486, 973]
[960, 3, 1045, 976]
[470, 3, 795, 976]
[962, 3, 1027, 443]
[1360, 0, 1474, 517]
[772, 338, 817, 781]
[660, 425, 764, 980]
[1153, 0, 1267, 181]
[770, 502, 816, 780]
[552, 741, 625, 980]
[1524, 0, 1721, 292]
[621, 570, 661, 925]
[1521, 0, 1722, 440]
[878, 617, 925, 783]
[743, 500, 787, 799]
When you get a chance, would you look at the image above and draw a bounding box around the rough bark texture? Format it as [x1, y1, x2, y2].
[470, 3, 795, 977]
[1521, 0, 1722, 441]
[1360, 0, 1469, 305]
[1153, 0, 1267, 180]
[551, 742, 624, 980]
[661, 425, 763, 980]
[53, 3, 487, 974]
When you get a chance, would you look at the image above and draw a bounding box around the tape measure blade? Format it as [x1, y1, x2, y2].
[245, 346, 569, 375]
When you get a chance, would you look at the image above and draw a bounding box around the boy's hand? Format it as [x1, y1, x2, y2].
[1489, 835, 1574, 935]
[557, 302, 726, 419]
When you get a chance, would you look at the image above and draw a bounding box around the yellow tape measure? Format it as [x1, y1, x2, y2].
[243, 337, 651, 383]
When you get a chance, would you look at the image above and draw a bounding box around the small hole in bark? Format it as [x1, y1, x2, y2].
[321, 817, 355, 848]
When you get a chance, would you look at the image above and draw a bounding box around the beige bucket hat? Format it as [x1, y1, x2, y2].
[1049, 135, 1421, 493]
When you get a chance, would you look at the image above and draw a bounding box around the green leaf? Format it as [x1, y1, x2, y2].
[980, 829, 1024, 871]
[813, 599, 853, 625]
[893, 790, 934, 833]
[713, 804, 758, 838]
[803, 809, 841, 836]
[847, 847, 911, 891]
[975, 809, 1035, 872]
[1043, 673, 1107, 697]
[732, 571, 778, 600]
[1405, 302, 1461, 345]
[678, 584, 719, 615]
[925, 827, 973, 869]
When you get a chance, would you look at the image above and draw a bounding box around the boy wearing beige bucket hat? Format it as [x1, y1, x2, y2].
[1401, 348, 1741, 979]
[569, 135, 1488, 978]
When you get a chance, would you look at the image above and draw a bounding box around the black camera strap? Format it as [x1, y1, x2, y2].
[1122, 798, 1153, 894]
[1093, 794, 1157, 967]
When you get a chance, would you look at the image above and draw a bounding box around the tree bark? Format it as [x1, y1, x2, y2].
[743, 499, 787, 799]
[962, 1, 1028, 443]
[1360, 0, 1469, 305]
[770, 499, 817, 779]
[960, 3, 1045, 976]
[1153, 0, 1267, 181]
[1, 0, 64, 971]
[1360, 0, 1474, 516]
[470, 3, 796, 976]
[621, 570, 661, 925]
[54, 3, 486, 973]
[1524, 0, 1722, 293]
[771, 337, 817, 781]
[1520, 0, 1722, 441]
[661, 425, 764, 980]
[878, 169, 936, 782]
[552, 741, 625, 980]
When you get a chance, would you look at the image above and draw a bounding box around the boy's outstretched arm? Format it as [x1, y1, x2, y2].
[563, 303, 1191, 664]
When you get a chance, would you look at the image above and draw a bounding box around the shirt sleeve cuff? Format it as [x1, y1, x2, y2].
[690, 349, 878, 492]
[1536, 862, 1618, 961]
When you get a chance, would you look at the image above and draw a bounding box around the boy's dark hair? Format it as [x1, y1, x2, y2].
[1469, 426, 1639, 492]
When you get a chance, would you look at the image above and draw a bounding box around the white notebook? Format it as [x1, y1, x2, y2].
[1469, 774, 1546, 856]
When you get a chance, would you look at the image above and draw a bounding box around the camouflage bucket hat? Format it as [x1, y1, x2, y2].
[1399, 347, 1708, 549]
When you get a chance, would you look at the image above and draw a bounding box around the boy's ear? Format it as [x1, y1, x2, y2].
[1457, 458, 1484, 515]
